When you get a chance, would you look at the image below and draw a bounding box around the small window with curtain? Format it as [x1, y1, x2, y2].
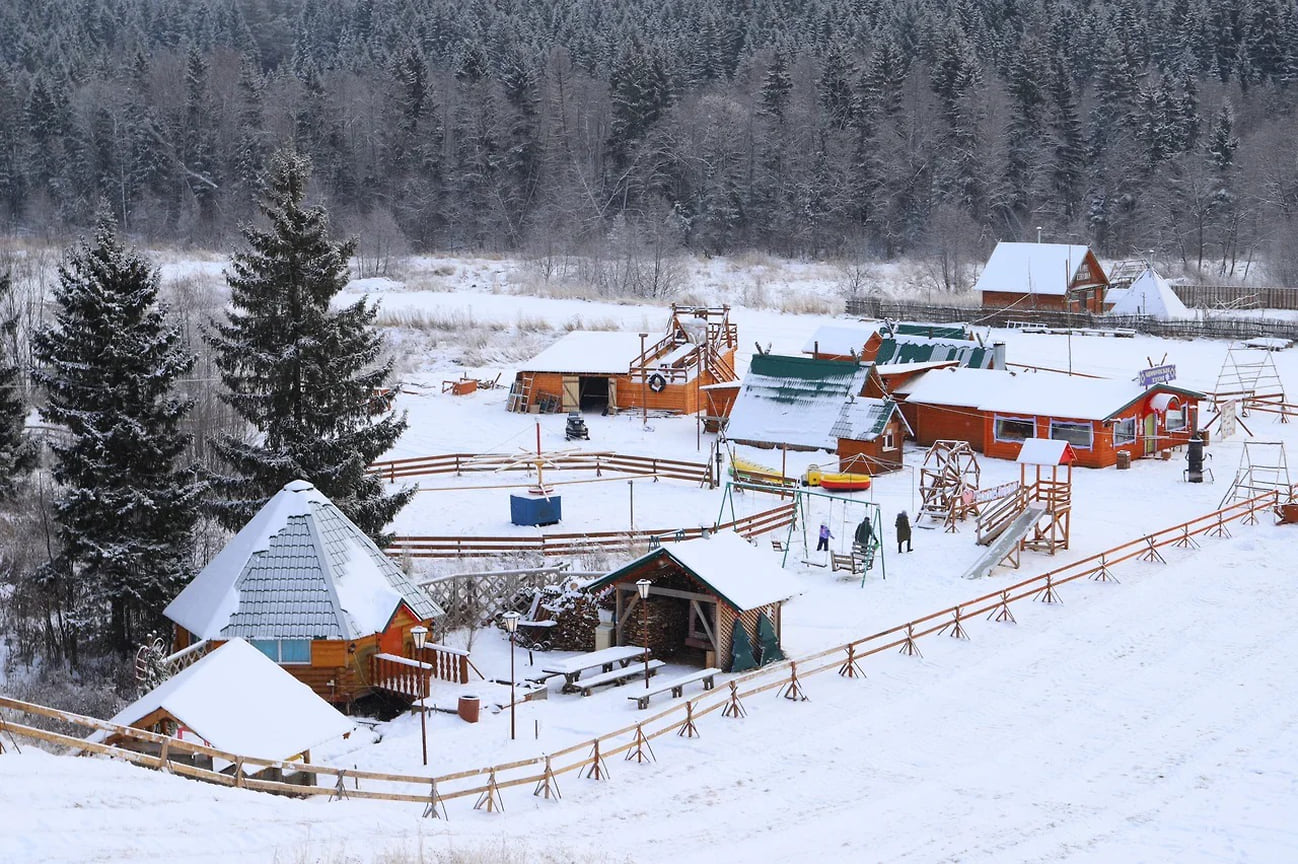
[994, 415, 1036, 442]
[1113, 417, 1136, 446]
[1049, 420, 1094, 449]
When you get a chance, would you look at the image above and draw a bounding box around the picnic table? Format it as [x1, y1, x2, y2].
[539, 645, 650, 692]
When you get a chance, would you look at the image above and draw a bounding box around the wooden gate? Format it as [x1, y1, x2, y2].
[562, 376, 580, 410]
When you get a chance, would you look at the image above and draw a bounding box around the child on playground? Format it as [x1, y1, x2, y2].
[817, 522, 833, 551]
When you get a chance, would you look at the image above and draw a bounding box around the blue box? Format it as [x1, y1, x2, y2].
[510, 494, 562, 526]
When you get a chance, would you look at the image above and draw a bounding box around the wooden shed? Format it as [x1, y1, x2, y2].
[507, 304, 739, 415]
[582, 532, 794, 672]
[897, 367, 1204, 469]
[164, 480, 444, 704]
[975, 242, 1109, 312]
[92, 639, 355, 778]
[833, 397, 912, 474]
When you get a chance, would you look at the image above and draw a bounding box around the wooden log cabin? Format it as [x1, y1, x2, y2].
[164, 480, 444, 705]
[724, 353, 910, 474]
[975, 242, 1109, 313]
[507, 304, 740, 415]
[582, 532, 793, 672]
[894, 366, 1204, 469]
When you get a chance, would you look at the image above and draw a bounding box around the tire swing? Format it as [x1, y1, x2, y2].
[648, 372, 667, 393]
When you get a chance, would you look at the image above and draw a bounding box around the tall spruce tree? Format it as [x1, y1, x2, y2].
[31, 217, 202, 653]
[208, 149, 411, 541]
[0, 272, 36, 498]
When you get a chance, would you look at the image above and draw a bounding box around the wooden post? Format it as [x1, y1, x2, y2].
[1090, 554, 1119, 583]
[474, 768, 504, 813]
[899, 622, 923, 657]
[583, 740, 610, 780]
[1034, 574, 1062, 604]
[533, 755, 562, 800]
[1174, 526, 1201, 549]
[721, 681, 747, 718]
[778, 660, 808, 701]
[1208, 513, 1232, 538]
[678, 701, 700, 738]
[423, 778, 448, 819]
[625, 724, 656, 763]
[939, 606, 969, 640]
[1138, 536, 1168, 564]
[838, 643, 865, 679]
[989, 589, 1017, 623]
[329, 769, 348, 801]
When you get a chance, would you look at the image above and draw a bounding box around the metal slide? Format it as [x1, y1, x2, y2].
[960, 504, 1047, 580]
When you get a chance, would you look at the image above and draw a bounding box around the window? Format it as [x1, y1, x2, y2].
[883, 428, 896, 450]
[1113, 417, 1136, 446]
[994, 416, 1036, 442]
[1049, 420, 1093, 449]
[1165, 405, 1188, 432]
[251, 639, 312, 664]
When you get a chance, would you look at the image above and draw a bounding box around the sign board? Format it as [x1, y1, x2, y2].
[1219, 399, 1238, 439]
[1138, 364, 1177, 387]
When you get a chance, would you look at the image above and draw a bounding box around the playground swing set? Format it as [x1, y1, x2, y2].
[716, 481, 885, 585]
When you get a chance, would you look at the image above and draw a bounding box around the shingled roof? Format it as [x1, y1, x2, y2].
[165, 480, 441, 641]
[724, 354, 872, 451]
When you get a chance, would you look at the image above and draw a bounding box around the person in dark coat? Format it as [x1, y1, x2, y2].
[895, 510, 912, 553]
[853, 517, 873, 553]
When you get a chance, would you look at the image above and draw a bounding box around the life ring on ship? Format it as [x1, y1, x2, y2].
[648, 373, 668, 393]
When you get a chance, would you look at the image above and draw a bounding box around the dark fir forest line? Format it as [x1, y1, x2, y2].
[4, 0, 1298, 281]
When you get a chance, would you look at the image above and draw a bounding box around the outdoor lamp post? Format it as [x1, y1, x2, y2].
[502, 611, 520, 741]
[636, 579, 652, 688]
[410, 624, 429, 766]
[639, 332, 649, 428]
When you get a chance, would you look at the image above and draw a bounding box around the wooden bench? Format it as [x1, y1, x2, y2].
[771, 540, 785, 552]
[575, 660, 665, 696]
[627, 667, 721, 710]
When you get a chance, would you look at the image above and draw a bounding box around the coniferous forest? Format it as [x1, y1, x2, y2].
[3, 0, 1298, 280]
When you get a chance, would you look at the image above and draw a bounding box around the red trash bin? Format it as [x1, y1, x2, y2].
[457, 695, 481, 723]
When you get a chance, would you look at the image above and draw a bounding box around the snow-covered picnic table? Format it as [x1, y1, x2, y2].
[539, 645, 650, 692]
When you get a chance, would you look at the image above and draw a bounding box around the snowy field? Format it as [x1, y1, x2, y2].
[4, 256, 1298, 863]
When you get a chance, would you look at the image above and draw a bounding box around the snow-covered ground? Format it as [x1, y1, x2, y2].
[4, 255, 1298, 863]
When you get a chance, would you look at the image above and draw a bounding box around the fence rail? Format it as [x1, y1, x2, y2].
[370, 451, 713, 485]
[387, 503, 796, 560]
[3, 489, 1286, 813]
[844, 298, 1298, 342]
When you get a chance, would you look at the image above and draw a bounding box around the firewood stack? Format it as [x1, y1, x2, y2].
[638, 597, 686, 661]
[548, 592, 599, 652]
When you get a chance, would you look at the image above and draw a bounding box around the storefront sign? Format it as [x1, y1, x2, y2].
[1139, 364, 1176, 386]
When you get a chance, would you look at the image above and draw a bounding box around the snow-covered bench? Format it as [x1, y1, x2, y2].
[626, 667, 721, 710]
[574, 659, 664, 696]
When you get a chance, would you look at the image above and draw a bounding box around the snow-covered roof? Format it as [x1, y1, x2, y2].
[1017, 438, 1076, 465]
[901, 367, 1204, 421]
[801, 324, 878, 357]
[1107, 268, 1192, 319]
[587, 531, 795, 611]
[724, 354, 870, 451]
[830, 397, 906, 442]
[974, 242, 1099, 297]
[93, 639, 354, 760]
[519, 331, 644, 374]
[165, 480, 441, 641]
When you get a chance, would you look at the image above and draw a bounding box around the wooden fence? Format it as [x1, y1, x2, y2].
[371, 644, 471, 695]
[387, 502, 796, 560]
[845, 298, 1298, 342]
[370, 451, 713, 486]
[1, 489, 1286, 813]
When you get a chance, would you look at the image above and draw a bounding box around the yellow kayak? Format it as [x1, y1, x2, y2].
[730, 455, 795, 487]
[803, 464, 872, 491]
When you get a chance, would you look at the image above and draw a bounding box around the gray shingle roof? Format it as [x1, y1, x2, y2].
[166, 480, 442, 641]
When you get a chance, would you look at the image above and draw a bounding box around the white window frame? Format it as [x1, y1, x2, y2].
[1165, 405, 1188, 432]
[1049, 420, 1094, 450]
[883, 428, 896, 450]
[1113, 417, 1136, 446]
[993, 415, 1036, 443]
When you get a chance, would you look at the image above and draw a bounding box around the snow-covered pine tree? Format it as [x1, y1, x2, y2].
[0, 271, 36, 498]
[31, 217, 202, 654]
[208, 149, 412, 543]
